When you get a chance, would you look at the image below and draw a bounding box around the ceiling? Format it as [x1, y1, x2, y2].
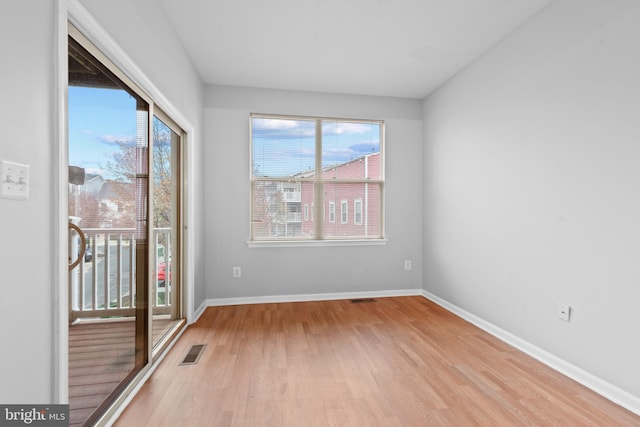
[160, 0, 551, 99]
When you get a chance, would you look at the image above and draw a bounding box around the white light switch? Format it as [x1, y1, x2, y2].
[1, 160, 30, 200]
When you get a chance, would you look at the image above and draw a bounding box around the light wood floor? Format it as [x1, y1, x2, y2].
[114, 297, 640, 426]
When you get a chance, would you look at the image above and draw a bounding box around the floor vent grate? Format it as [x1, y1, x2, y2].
[180, 344, 206, 365]
[350, 298, 377, 304]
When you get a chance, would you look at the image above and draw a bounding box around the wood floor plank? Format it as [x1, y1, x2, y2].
[114, 297, 640, 426]
[68, 318, 177, 426]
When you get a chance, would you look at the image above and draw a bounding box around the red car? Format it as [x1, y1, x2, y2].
[157, 262, 171, 287]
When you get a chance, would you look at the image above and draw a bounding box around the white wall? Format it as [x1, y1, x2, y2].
[423, 0, 640, 399]
[205, 86, 423, 300]
[0, 0, 56, 404]
[79, 0, 207, 311]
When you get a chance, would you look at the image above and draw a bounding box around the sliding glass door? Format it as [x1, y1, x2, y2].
[67, 27, 184, 425]
[151, 113, 184, 350]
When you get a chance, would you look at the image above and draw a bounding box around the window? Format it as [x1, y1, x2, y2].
[329, 201, 336, 223]
[354, 199, 363, 225]
[341, 200, 348, 224]
[250, 114, 384, 241]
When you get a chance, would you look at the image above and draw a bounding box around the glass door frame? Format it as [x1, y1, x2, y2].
[68, 24, 153, 426]
[151, 108, 186, 358]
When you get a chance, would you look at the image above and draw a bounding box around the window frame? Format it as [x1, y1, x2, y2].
[248, 113, 385, 246]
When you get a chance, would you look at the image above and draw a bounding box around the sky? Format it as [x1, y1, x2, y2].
[68, 86, 141, 179]
[251, 117, 381, 177]
[69, 87, 381, 181]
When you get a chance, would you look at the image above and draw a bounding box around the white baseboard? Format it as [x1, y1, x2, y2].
[421, 290, 640, 417]
[193, 299, 209, 324]
[205, 288, 423, 308]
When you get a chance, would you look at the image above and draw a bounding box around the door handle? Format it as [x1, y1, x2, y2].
[69, 223, 86, 271]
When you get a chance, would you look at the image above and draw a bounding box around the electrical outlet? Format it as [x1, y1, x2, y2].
[557, 303, 571, 322]
[404, 260, 412, 271]
[233, 266, 241, 278]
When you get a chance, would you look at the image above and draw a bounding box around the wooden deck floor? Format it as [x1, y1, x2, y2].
[69, 317, 175, 426]
[114, 297, 640, 426]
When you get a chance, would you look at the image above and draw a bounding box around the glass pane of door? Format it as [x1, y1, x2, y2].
[68, 35, 149, 426]
[152, 115, 182, 348]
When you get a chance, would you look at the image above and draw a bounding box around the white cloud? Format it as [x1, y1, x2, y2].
[253, 118, 316, 139]
[99, 134, 136, 146]
[322, 122, 373, 136]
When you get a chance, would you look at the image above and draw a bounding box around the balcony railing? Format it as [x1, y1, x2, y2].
[287, 212, 302, 222]
[69, 227, 172, 322]
[283, 191, 301, 202]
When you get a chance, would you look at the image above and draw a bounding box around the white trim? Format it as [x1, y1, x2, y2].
[247, 238, 387, 248]
[205, 289, 422, 307]
[421, 290, 640, 417]
[182, 130, 197, 324]
[193, 299, 209, 323]
[54, 0, 70, 404]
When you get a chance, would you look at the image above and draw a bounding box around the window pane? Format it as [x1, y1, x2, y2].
[252, 117, 316, 178]
[324, 183, 381, 238]
[251, 180, 313, 239]
[322, 121, 381, 179]
[250, 114, 384, 242]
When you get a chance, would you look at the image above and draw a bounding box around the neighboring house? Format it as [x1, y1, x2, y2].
[69, 173, 103, 214]
[69, 174, 136, 229]
[80, 173, 104, 195]
[97, 180, 136, 228]
[303, 152, 380, 238]
[264, 152, 381, 238]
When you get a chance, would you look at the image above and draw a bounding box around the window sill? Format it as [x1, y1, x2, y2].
[247, 239, 388, 248]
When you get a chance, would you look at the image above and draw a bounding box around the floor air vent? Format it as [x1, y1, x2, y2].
[180, 344, 206, 365]
[350, 298, 377, 303]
